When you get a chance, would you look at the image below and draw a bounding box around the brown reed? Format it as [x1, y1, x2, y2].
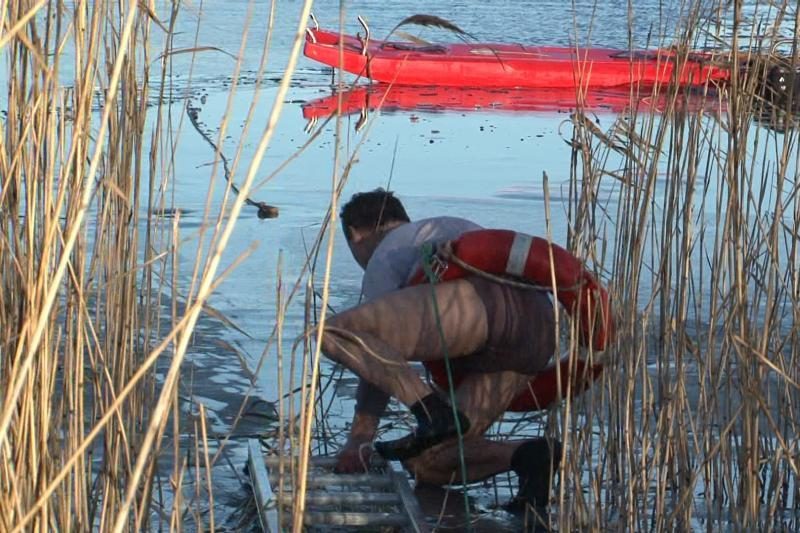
[0, 0, 311, 531]
[551, 2, 800, 531]
[4, 0, 800, 532]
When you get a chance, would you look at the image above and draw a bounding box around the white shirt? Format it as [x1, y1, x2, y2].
[361, 216, 482, 301]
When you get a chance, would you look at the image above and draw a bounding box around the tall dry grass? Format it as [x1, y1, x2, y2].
[553, 1, 800, 531]
[0, 0, 314, 531]
[0, 1, 162, 529]
[3, 0, 800, 532]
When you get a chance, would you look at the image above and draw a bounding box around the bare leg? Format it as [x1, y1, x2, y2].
[323, 330, 431, 406]
[322, 277, 555, 463]
[321, 279, 490, 407]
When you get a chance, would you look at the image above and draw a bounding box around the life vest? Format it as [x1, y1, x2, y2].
[409, 229, 613, 412]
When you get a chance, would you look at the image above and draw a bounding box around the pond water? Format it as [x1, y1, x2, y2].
[51, 0, 797, 530]
[138, 0, 800, 530]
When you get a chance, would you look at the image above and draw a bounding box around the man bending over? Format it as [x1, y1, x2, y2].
[320, 189, 562, 525]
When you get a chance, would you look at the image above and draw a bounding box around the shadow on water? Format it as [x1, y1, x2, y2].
[147, 292, 279, 532]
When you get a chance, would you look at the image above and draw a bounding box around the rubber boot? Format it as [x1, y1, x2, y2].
[374, 392, 470, 461]
[506, 438, 563, 532]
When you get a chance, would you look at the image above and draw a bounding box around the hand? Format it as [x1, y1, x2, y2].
[334, 437, 374, 473]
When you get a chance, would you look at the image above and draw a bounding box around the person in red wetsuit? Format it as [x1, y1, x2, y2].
[320, 189, 562, 525]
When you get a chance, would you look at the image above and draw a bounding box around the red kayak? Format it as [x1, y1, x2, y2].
[301, 83, 724, 120]
[304, 27, 730, 89]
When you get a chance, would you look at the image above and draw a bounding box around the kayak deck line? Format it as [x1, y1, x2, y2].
[247, 439, 430, 532]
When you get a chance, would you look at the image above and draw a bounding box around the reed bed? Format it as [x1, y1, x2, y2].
[0, 0, 312, 530]
[0, 1, 168, 529]
[3, 0, 800, 532]
[551, 2, 800, 531]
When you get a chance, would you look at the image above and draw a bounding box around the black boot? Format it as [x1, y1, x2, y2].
[374, 392, 470, 461]
[506, 438, 563, 531]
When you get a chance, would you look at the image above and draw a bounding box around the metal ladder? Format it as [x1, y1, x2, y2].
[248, 439, 430, 532]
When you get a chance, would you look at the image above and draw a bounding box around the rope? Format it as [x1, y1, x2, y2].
[186, 104, 279, 219]
[438, 241, 585, 293]
[420, 243, 473, 531]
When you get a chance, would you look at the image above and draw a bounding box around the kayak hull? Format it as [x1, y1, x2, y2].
[304, 28, 730, 89]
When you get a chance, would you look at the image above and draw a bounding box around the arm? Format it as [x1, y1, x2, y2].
[356, 377, 390, 416]
[335, 378, 389, 472]
[351, 377, 389, 438]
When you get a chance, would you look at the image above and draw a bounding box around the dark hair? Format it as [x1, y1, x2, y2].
[340, 188, 410, 240]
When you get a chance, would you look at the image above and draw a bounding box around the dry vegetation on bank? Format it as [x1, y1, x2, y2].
[1, 0, 799, 531]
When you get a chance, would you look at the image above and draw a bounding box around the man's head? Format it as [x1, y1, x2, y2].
[340, 188, 410, 268]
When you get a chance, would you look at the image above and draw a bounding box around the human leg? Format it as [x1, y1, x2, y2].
[321, 276, 557, 461]
[366, 279, 554, 461]
[322, 279, 492, 459]
[376, 277, 558, 460]
[322, 275, 557, 406]
[405, 371, 562, 530]
[321, 279, 490, 406]
[406, 436, 521, 485]
[403, 370, 533, 484]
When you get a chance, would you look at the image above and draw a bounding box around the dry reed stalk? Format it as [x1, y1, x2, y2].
[552, 1, 800, 530]
[111, 0, 314, 525]
[0, 0, 316, 531]
[0, 0, 164, 529]
[198, 404, 215, 532]
[275, 252, 287, 529]
[278, 14, 440, 529]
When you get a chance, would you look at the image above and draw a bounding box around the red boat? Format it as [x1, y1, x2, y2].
[304, 26, 731, 89]
[301, 83, 724, 121]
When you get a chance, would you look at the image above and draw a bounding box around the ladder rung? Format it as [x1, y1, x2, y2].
[276, 491, 401, 506]
[264, 456, 340, 468]
[269, 473, 393, 488]
[303, 511, 409, 527]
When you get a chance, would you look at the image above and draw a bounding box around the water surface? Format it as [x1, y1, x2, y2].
[70, 0, 799, 529]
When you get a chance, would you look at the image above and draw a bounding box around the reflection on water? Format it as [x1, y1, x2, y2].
[300, 84, 724, 123]
[37, 0, 794, 529]
[172, 53, 796, 533]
